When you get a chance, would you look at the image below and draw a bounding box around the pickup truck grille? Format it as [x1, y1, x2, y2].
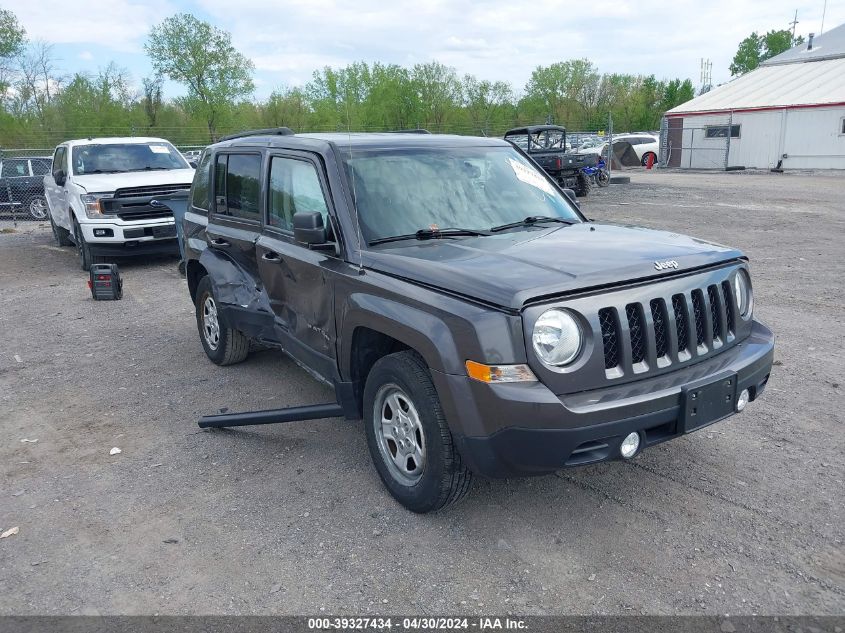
[114, 184, 191, 199]
[597, 280, 737, 378]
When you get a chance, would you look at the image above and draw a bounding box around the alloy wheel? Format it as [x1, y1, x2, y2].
[373, 384, 426, 485]
[202, 295, 221, 350]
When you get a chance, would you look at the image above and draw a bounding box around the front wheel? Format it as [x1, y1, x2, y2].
[194, 275, 250, 366]
[73, 218, 100, 271]
[641, 151, 657, 167]
[363, 350, 473, 513]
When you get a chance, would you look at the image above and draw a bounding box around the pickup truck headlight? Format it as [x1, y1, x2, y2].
[532, 309, 583, 367]
[80, 193, 116, 219]
[734, 270, 753, 319]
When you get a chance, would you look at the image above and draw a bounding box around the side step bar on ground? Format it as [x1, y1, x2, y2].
[198, 403, 345, 429]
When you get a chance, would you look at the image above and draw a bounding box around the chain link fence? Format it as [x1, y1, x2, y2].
[660, 114, 733, 169]
[0, 148, 53, 222]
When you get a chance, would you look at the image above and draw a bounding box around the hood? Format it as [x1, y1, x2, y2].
[362, 223, 742, 310]
[72, 168, 196, 193]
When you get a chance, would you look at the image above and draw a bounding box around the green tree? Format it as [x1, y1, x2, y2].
[730, 29, 804, 76]
[145, 13, 254, 140]
[0, 7, 26, 92]
[411, 61, 461, 130]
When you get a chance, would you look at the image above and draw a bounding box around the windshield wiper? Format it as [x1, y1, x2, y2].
[490, 216, 576, 233]
[82, 169, 125, 174]
[130, 167, 171, 172]
[369, 227, 491, 246]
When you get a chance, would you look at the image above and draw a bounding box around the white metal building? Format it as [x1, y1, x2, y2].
[662, 23, 845, 170]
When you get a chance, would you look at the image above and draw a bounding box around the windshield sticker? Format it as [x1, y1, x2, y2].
[508, 158, 556, 196]
[149, 145, 171, 154]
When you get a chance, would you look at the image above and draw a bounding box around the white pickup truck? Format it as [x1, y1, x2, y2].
[43, 137, 195, 270]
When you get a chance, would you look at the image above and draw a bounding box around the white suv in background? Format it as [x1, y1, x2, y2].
[43, 137, 195, 270]
[613, 133, 660, 166]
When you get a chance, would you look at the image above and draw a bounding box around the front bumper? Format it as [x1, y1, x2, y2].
[436, 320, 774, 478]
[79, 219, 179, 257]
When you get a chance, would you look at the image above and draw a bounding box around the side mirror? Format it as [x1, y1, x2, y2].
[53, 170, 66, 186]
[563, 188, 579, 207]
[189, 161, 198, 169]
[293, 211, 327, 245]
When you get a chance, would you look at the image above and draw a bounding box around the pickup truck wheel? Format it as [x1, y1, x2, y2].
[27, 196, 49, 220]
[73, 219, 96, 271]
[364, 351, 473, 513]
[49, 213, 72, 246]
[194, 275, 249, 366]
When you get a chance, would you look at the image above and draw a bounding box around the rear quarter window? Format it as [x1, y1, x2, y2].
[190, 152, 212, 212]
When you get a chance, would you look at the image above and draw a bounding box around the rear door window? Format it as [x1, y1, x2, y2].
[227, 155, 262, 220]
[215, 153, 261, 222]
[31, 159, 51, 176]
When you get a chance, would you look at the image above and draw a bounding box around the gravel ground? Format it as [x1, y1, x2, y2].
[0, 170, 843, 616]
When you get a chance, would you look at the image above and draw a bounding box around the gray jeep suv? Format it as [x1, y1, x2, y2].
[182, 129, 774, 513]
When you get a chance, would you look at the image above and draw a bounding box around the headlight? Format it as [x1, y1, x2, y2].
[532, 309, 583, 366]
[733, 270, 753, 319]
[80, 193, 115, 218]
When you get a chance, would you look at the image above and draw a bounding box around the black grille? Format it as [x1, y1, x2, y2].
[672, 294, 689, 353]
[595, 273, 740, 380]
[114, 183, 191, 199]
[721, 281, 735, 334]
[599, 308, 619, 369]
[691, 290, 706, 346]
[650, 299, 668, 358]
[626, 304, 646, 364]
[708, 285, 722, 341]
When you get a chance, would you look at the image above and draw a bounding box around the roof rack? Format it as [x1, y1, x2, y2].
[219, 127, 295, 142]
[387, 128, 432, 134]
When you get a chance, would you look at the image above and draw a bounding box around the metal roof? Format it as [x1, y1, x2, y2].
[763, 22, 845, 65]
[666, 29, 845, 116]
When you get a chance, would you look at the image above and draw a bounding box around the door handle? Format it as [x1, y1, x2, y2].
[210, 238, 230, 248]
[262, 251, 281, 262]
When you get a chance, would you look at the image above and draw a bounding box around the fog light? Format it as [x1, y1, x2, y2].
[620, 432, 640, 459]
[736, 388, 750, 412]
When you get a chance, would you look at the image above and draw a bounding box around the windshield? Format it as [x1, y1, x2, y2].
[343, 146, 581, 244]
[71, 142, 189, 175]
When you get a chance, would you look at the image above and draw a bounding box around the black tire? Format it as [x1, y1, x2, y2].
[641, 151, 657, 167]
[574, 173, 591, 197]
[363, 350, 472, 513]
[194, 275, 249, 366]
[596, 169, 610, 187]
[73, 218, 100, 271]
[49, 212, 72, 246]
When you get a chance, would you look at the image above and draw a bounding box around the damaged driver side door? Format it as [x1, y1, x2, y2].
[255, 152, 338, 383]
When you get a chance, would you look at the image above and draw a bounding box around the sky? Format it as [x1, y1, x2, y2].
[5, 0, 844, 98]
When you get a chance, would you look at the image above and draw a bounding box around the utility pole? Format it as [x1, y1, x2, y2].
[789, 10, 799, 40]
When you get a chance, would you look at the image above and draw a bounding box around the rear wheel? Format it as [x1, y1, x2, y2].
[194, 275, 249, 366]
[574, 173, 591, 197]
[27, 196, 49, 220]
[596, 169, 610, 187]
[49, 213, 72, 246]
[363, 350, 472, 513]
